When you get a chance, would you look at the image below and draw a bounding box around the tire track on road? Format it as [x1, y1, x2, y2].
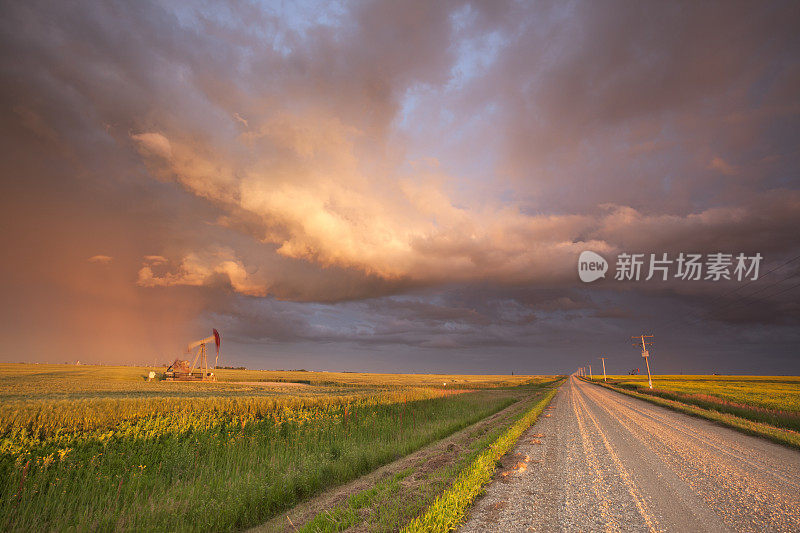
[580, 380, 800, 531]
[460, 376, 800, 532]
[573, 382, 659, 533]
[584, 384, 800, 488]
[571, 384, 621, 532]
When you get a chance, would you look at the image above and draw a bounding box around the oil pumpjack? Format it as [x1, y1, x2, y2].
[165, 329, 221, 381]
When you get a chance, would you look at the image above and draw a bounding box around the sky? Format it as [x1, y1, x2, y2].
[1, 0, 798, 374]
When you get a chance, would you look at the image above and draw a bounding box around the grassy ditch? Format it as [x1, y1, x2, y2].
[288, 384, 559, 532]
[585, 378, 800, 450]
[401, 384, 561, 533]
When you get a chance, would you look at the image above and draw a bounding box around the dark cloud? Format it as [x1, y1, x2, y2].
[0, 0, 798, 372]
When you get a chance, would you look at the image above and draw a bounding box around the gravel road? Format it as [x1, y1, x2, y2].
[459, 375, 800, 532]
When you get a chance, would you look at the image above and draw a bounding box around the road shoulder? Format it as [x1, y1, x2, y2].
[251, 388, 549, 532]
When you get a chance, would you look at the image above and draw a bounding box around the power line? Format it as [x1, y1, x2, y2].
[756, 279, 800, 301]
[660, 259, 800, 330]
[701, 253, 800, 304]
[689, 270, 799, 321]
[657, 280, 799, 339]
[663, 255, 799, 325]
[706, 273, 796, 322]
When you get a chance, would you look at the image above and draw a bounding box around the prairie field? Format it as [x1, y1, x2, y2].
[598, 375, 800, 432]
[0, 363, 558, 531]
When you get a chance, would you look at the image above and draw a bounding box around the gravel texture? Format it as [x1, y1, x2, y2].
[459, 376, 800, 532]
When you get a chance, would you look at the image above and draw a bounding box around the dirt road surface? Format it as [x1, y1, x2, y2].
[460, 376, 800, 532]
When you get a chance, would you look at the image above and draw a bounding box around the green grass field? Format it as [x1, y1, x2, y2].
[591, 375, 800, 438]
[0, 364, 557, 532]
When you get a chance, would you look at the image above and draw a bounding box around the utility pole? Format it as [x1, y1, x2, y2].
[631, 334, 654, 389]
[589, 364, 593, 380]
[600, 356, 607, 382]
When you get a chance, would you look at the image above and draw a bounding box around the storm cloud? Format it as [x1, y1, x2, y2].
[1, 0, 798, 372]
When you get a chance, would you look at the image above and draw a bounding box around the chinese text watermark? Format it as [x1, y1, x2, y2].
[578, 252, 762, 283]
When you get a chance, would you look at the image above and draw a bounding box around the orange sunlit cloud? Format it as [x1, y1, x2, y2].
[1, 0, 798, 372]
[88, 255, 113, 264]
